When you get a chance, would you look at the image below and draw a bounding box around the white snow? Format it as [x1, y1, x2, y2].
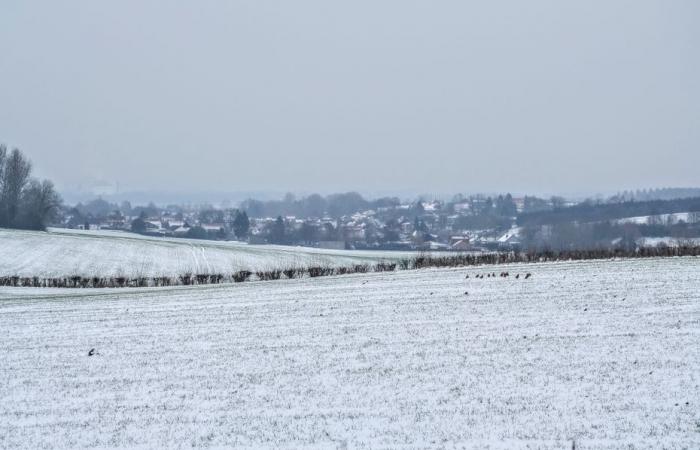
[1, 257, 699, 448]
[497, 226, 521, 243]
[0, 228, 415, 278]
[614, 212, 699, 225]
[637, 236, 700, 247]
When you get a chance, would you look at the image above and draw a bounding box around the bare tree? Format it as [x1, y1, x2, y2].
[0, 145, 6, 224]
[0, 145, 6, 175]
[0, 148, 32, 227]
[0, 146, 61, 230]
[19, 179, 62, 230]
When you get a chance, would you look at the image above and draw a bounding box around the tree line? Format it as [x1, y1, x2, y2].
[240, 192, 401, 218]
[518, 197, 700, 227]
[0, 145, 62, 230]
[609, 187, 700, 203]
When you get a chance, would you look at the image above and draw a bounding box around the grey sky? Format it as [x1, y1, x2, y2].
[1, 1, 698, 197]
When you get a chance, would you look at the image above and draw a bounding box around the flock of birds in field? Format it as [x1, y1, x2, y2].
[84, 269, 535, 356]
[466, 272, 532, 279]
[462, 271, 532, 296]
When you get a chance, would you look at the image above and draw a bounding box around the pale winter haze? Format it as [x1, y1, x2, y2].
[1, 1, 698, 195]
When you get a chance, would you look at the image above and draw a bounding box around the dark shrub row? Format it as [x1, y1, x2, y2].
[4, 245, 698, 289]
[405, 245, 700, 270]
[232, 270, 252, 283]
[0, 273, 231, 288]
[307, 266, 336, 277]
[256, 269, 282, 281]
[335, 264, 370, 275]
[0, 276, 152, 288]
[282, 268, 305, 279]
[375, 262, 397, 272]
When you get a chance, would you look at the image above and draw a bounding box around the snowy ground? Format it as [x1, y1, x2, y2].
[1, 257, 699, 448]
[636, 236, 700, 248]
[0, 228, 414, 278]
[614, 212, 699, 226]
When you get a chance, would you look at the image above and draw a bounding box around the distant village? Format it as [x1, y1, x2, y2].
[58, 193, 545, 251]
[58, 188, 700, 252]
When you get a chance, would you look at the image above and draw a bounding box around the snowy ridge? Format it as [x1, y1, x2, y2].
[0, 228, 416, 278]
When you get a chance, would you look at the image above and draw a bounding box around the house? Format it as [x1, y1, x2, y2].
[453, 202, 470, 212]
[451, 239, 471, 251]
[426, 241, 449, 250]
[423, 201, 441, 212]
[497, 227, 521, 246]
[201, 224, 224, 233]
[146, 220, 163, 231]
[77, 223, 102, 231]
[173, 226, 191, 236]
[104, 212, 127, 229]
[164, 219, 185, 230]
[449, 235, 470, 246]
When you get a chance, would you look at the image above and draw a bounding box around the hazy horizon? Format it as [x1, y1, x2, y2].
[1, 1, 698, 195]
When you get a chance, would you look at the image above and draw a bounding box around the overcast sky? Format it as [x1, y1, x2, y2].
[1, 1, 698, 197]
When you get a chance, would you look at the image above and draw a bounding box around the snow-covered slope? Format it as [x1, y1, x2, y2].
[614, 211, 699, 225]
[1, 257, 698, 448]
[0, 228, 412, 278]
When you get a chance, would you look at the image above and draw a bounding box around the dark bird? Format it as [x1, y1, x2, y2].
[515, 274, 520, 279]
[525, 273, 532, 279]
[88, 348, 96, 356]
[464, 291, 468, 295]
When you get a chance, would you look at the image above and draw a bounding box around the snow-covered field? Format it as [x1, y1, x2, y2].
[614, 211, 700, 226]
[0, 228, 413, 278]
[1, 257, 699, 448]
[636, 236, 700, 248]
